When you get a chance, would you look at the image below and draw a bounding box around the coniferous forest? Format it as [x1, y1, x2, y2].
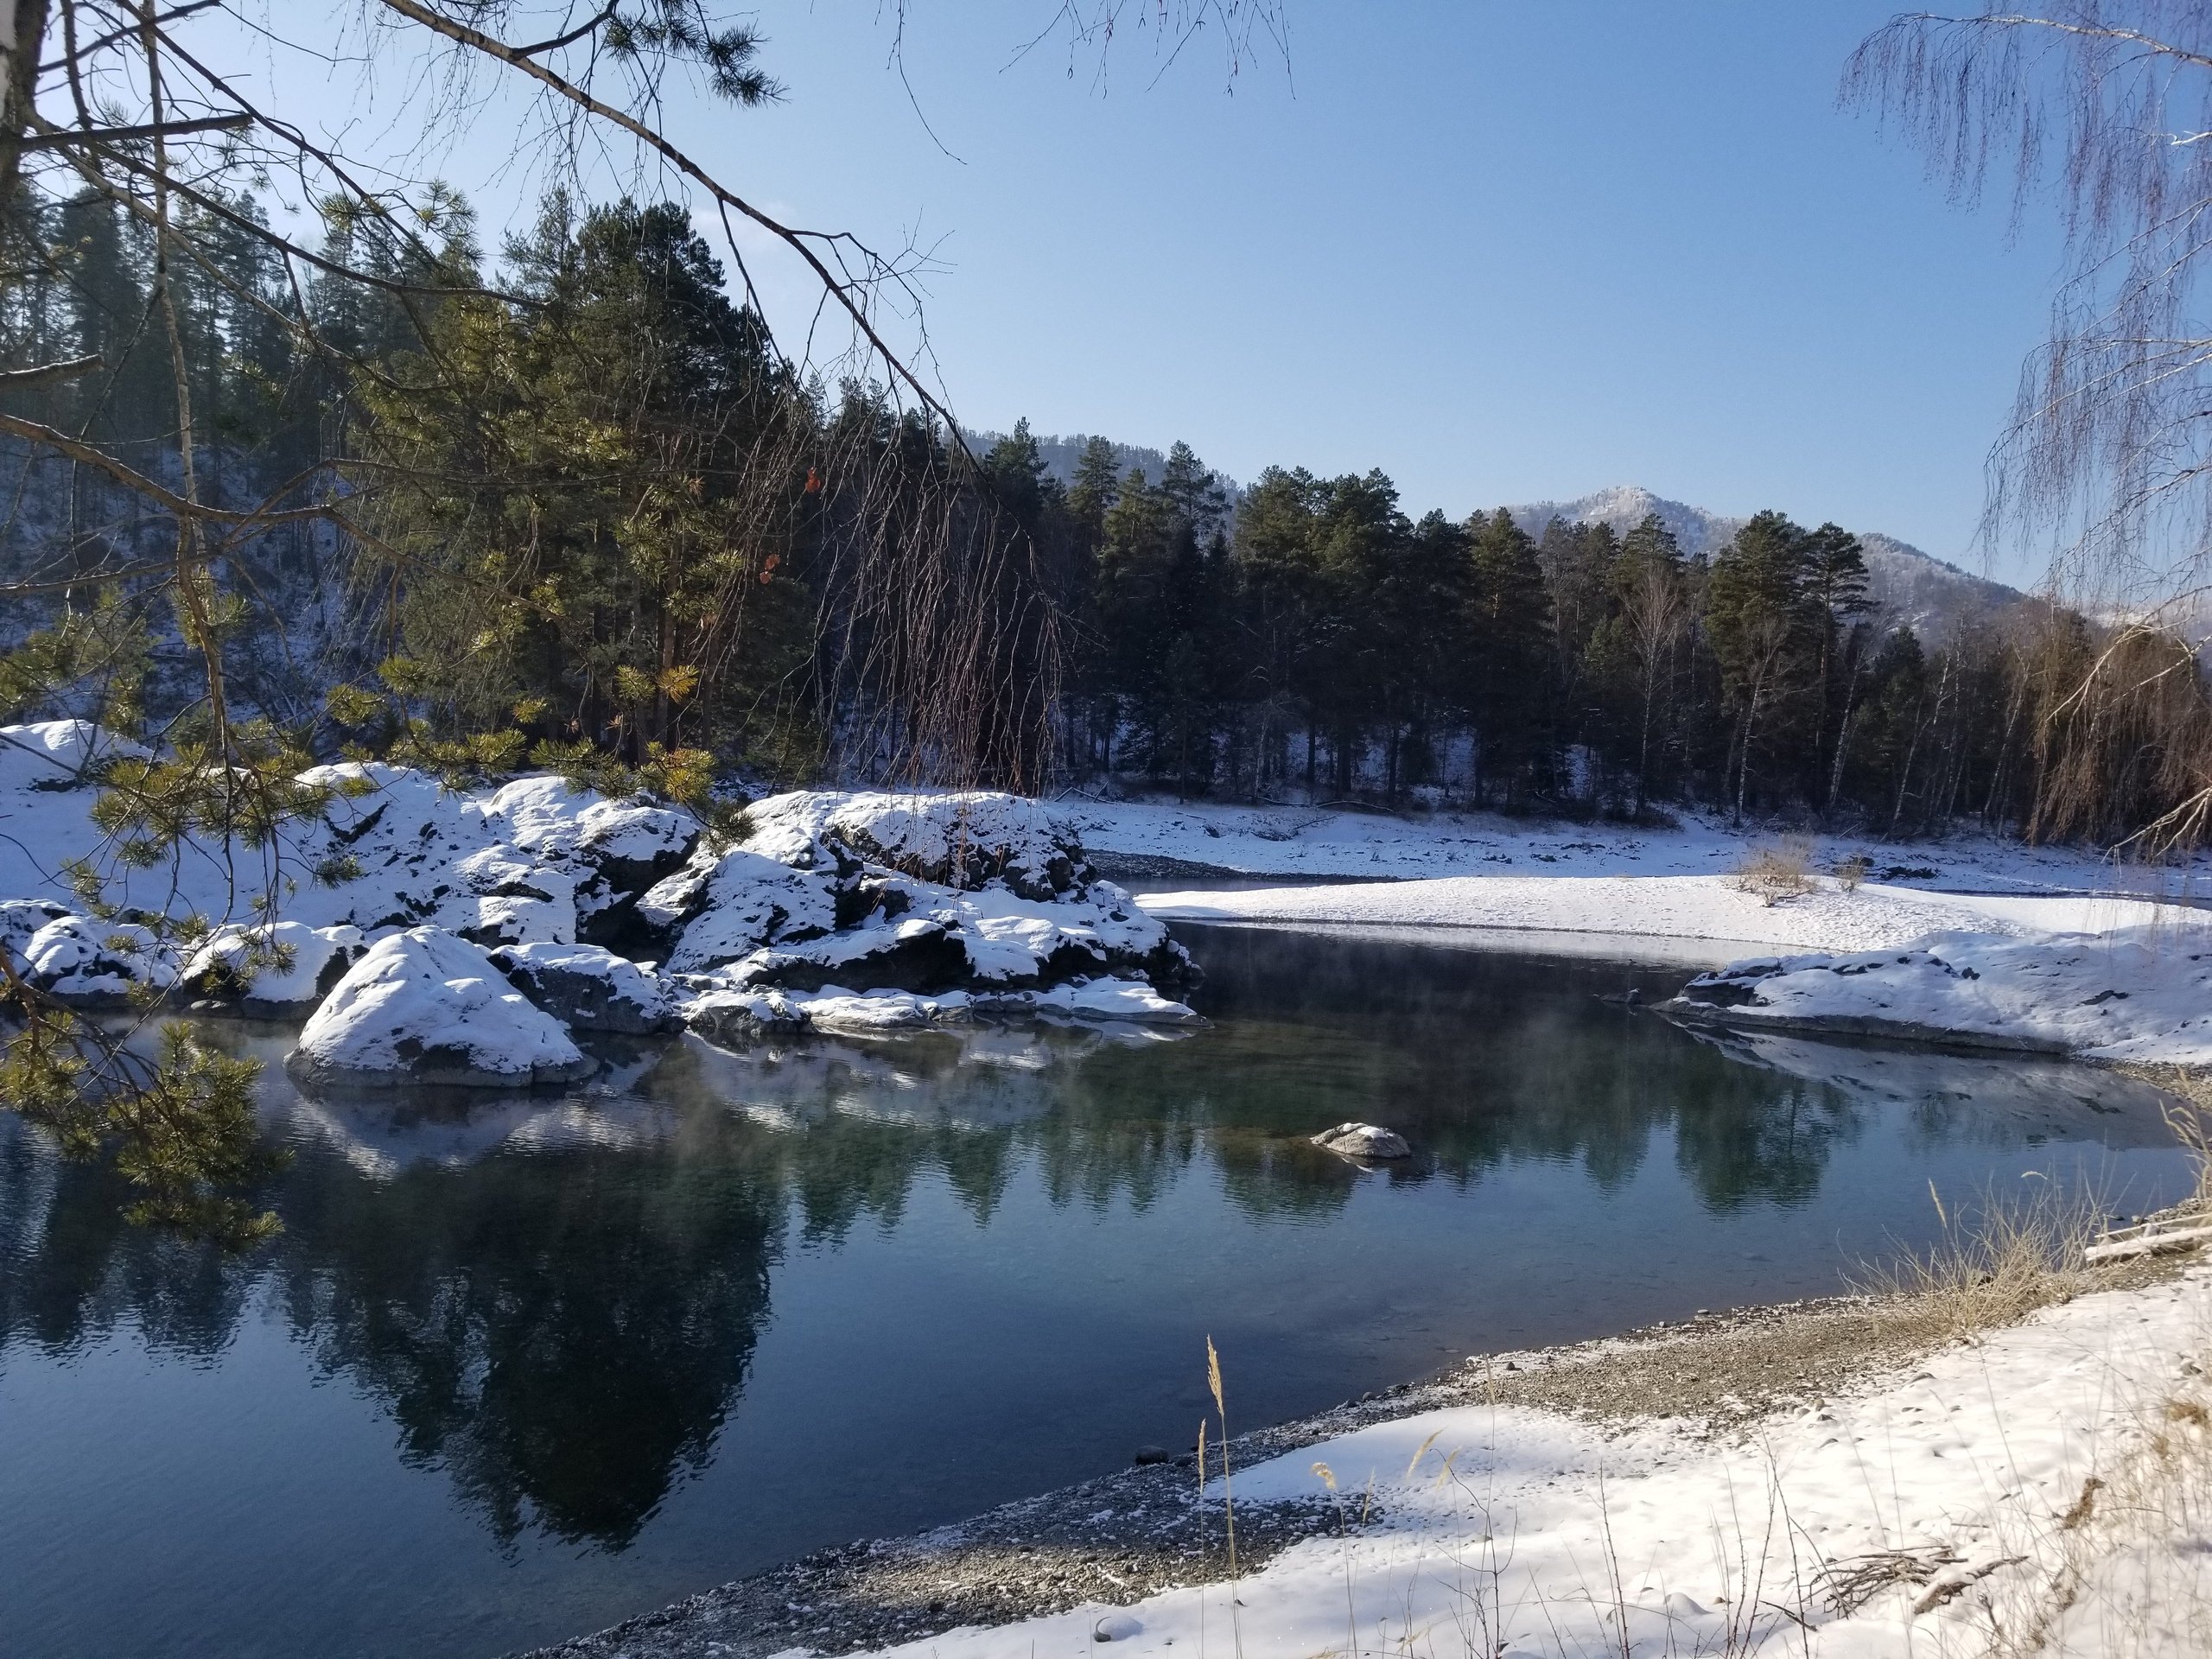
[3, 184, 2209, 848]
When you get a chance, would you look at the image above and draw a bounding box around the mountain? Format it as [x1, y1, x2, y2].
[1506, 485, 2027, 639]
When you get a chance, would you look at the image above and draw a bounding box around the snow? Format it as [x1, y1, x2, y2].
[486, 939, 675, 1035]
[1069, 793, 2204, 899]
[289, 927, 593, 1088]
[19, 914, 175, 1002]
[181, 920, 365, 1012]
[0, 732, 1193, 1050]
[848, 1268, 2212, 1659]
[744, 789, 1086, 898]
[1669, 923, 2212, 1064]
[652, 847, 842, 972]
[1139, 874, 2198, 955]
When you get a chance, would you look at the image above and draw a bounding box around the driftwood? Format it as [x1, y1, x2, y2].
[2085, 1213, 2212, 1264]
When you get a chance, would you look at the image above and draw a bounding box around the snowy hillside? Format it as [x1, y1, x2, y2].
[1508, 483, 2027, 639]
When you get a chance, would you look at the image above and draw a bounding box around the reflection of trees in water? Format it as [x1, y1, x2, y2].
[268, 1125, 785, 1547]
[0, 1121, 248, 1362]
[10, 930, 2126, 1554]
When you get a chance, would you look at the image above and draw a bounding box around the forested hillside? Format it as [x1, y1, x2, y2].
[3, 188, 2206, 844]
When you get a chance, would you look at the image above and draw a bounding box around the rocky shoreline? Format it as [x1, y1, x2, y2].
[511, 1267, 2184, 1659]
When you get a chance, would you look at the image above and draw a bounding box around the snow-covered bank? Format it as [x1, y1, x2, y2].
[1138, 872, 2197, 955]
[1668, 925, 2212, 1065]
[837, 1267, 2212, 1659]
[0, 724, 1201, 1079]
[1069, 793, 2206, 899]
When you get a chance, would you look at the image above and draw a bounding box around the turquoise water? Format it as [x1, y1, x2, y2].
[0, 923, 2193, 1658]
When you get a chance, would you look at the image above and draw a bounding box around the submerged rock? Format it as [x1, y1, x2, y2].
[289, 927, 594, 1089]
[1312, 1122, 1412, 1160]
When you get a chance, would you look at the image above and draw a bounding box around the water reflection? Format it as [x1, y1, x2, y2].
[0, 925, 2194, 1659]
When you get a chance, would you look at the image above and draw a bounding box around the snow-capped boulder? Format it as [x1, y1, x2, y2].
[474, 775, 700, 951]
[19, 916, 177, 1004]
[722, 917, 971, 994]
[1024, 977, 1207, 1027]
[797, 988, 948, 1037]
[1312, 1122, 1412, 1160]
[284, 765, 699, 949]
[0, 899, 71, 959]
[675, 983, 811, 1046]
[743, 790, 1089, 899]
[652, 847, 841, 972]
[289, 927, 594, 1089]
[181, 921, 366, 1015]
[488, 939, 676, 1035]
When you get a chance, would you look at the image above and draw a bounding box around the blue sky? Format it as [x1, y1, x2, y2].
[261, 3, 2070, 577]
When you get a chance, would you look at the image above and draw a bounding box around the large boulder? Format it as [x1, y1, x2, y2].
[19, 915, 177, 1005]
[180, 921, 367, 1016]
[651, 847, 841, 972]
[741, 790, 1092, 899]
[724, 918, 972, 994]
[489, 939, 677, 1035]
[289, 927, 594, 1089]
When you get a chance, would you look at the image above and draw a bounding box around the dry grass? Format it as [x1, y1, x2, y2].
[1852, 1182, 2107, 1346]
[1732, 837, 1819, 906]
[1834, 851, 1873, 892]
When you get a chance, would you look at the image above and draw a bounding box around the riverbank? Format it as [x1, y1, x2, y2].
[518, 1243, 2209, 1659]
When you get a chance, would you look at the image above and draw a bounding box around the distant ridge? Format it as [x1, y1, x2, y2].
[963, 450, 2025, 641]
[1506, 484, 2027, 639]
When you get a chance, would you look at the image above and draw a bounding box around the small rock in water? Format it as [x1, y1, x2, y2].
[1311, 1122, 1412, 1160]
[1132, 1445, 1170, 1465]
[1095, 1613, 1143, 1642]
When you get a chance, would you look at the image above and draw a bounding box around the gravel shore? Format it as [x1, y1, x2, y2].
[513, 1270, 2178, 1659]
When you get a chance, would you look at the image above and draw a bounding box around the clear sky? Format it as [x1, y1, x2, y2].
[258, 3, 2073, 578]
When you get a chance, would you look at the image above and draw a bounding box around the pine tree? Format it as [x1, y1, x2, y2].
[1464, 508, 1555, 804]
[1704, 510, 1813, 817]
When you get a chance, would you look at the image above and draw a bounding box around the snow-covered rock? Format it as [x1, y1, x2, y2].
[652, 847, 841, 971]
[488, 939, 676, 1035]
[798, 988, 955, 1037]
[674, 983, 811, 1046]
[743, 789, 1089, 899]
[991, 976, 1208, 1027]
[19, 915, 177, 1004]
[289, 927, 594, 1089]
[1665, 924, 2212, 1064]
[0, 898, 70, 958]
[0, 735, 1199, 1042]
[181, 921, 366, 1015]
[1312, 1121, 1413, 1160]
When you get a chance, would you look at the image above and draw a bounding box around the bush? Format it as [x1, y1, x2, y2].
[1732, 837, 1818, 906]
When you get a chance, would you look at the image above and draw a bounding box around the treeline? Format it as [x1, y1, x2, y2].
[2, 185, 2206, 842]
[976, 429, 2212, 841]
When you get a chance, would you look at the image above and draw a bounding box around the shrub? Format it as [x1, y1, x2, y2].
[1732, 837, 1819, 906]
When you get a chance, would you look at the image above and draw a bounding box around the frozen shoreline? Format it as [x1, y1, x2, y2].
[521, 1257, 2212, 1659]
